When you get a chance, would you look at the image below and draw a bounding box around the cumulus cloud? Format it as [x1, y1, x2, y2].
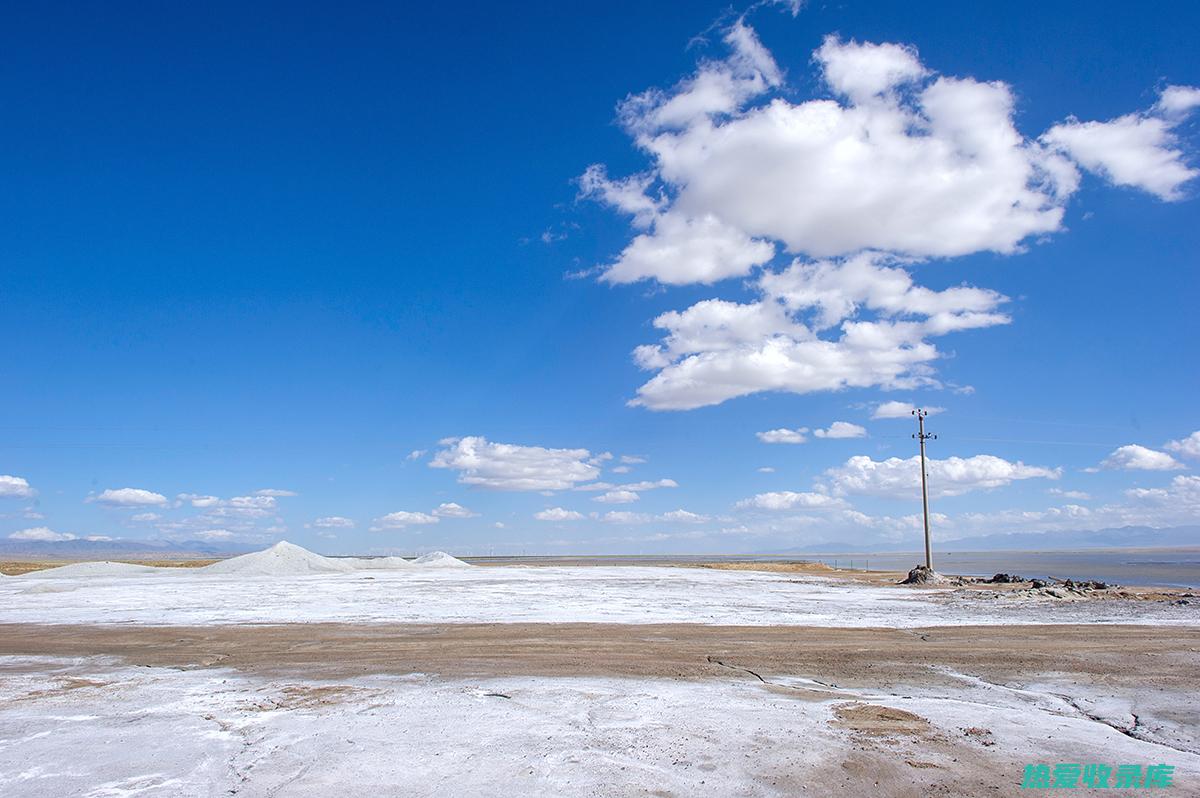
[254, 488, 297, 498]
[628, 254, 1008, 410]
[0, 475, 35, 499]
[1164, 431, 1200, 459]
[574, 478, 678, 493]
[90, 488, 169, 507]
[310, 516, 356, 529]
[1042, 86, 1200, 201]
[939, 474, 1200, 538]
[585, 23, 1194, 412]
[534, 507, 585, 522]
[585, 30, 1094, 287]
[823, 454, 1060, 499]
[756, 427, 808, 444]
[1048, 488, 1091, 500]
[594, 490, 640, 504]
[601, 511, 652, 524]
[432, 502, 479, 518]
[178, 494, 221, 508]
[220, 496, 278, 518]
[430, 436, 601, 491]
[372, 511, 440, 530]
[871, 401, 945, 419]
[8, 527, 76, 542]
[600, 509, 710, 524]
[812, 421, 866, 439]
[736, 491, 846, 510]
[195, 529, 234, 541]
[660, 509, 709, 523]
[619, 455, 647, 465]
[1098, 444, 1184, 472]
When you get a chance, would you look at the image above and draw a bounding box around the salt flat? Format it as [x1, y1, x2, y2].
[1, 545, 1197, 796]
[1, 561, 1194, 627]
[1, 654, 1196, 798]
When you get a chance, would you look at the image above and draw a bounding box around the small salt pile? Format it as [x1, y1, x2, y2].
[202, 541, 354, 576]
[411, 551, 471, 568]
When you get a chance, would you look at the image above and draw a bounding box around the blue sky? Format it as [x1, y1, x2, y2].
[2, 1, 1198, 554]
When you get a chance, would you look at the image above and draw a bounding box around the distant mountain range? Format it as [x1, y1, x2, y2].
[936, 525, 1200, 552]
[0, 537, 254, 559]
[776, 525, 1200, 555]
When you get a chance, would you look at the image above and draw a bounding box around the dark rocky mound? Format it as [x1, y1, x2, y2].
[900, 565, 950, 585]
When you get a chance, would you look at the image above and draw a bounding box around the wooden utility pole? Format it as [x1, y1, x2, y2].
[912, 409, 937, 570]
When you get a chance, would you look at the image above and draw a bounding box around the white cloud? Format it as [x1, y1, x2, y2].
[586, 30, 1088, 288]
[595, 210, 775, 285]
[611, 465, 632, 474]
[178, 493, 221, 508]
[871, 400, 945, 419]
[660, 509, 710, 523]
[196, 529, 234, 541]
[1157, 85, 1200, 116]
[430, 436, 601, 491]
[432, 502, 479, 518]
[534, 507, 585, 522]
[757, 466, 776, 473]
[585, 24, 1193, 413]
[1042, 86, 1200, 201]
[8, 527, 75, 542]
[816, 37, 927, 103]
[593, 490, 640, 504]
[91, 488, 169, 507]
[1048, 488, 1091, 500]
[311, 516, 356, 529]
[222, 496, 278, 517]
[1098, 444, 1184, 472]
[573, 479, 678, 493]
[0, 475, 35, 499]
[619, 455, 647, 465]
[1125, 474, 1200, 504]
[372, 511, 440, 530]
[601, 511, 652, 524]
[812, 421, 866, 439]
[940, 475, 1200, 538]
[406, 449, 427, 461]
[598, 509, 709, 524]
[254, 488, 297, 498]
[823, 454, 1060, 499]
[1164, 431, 1200, 459]
[756, 427, 808, 444]
[130, 512, 161, 522]
[736, 491, 846, 511]
[628, 254, 1007, 410]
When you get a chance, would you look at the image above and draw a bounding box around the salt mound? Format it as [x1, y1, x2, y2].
[202, 541, 354, 576]
[20, 561, 168, 579]
[411, 551, 470, 568]
[342, 556, 414, 571]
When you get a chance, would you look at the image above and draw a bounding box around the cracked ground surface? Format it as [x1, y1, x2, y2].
[1, 622, 1198, 796]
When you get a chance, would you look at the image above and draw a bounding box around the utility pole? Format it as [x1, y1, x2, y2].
[912, 409, 937, 570]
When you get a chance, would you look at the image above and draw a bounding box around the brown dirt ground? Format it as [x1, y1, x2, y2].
[0, 622, 1195, 691]
[0, 559, 218, 576]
